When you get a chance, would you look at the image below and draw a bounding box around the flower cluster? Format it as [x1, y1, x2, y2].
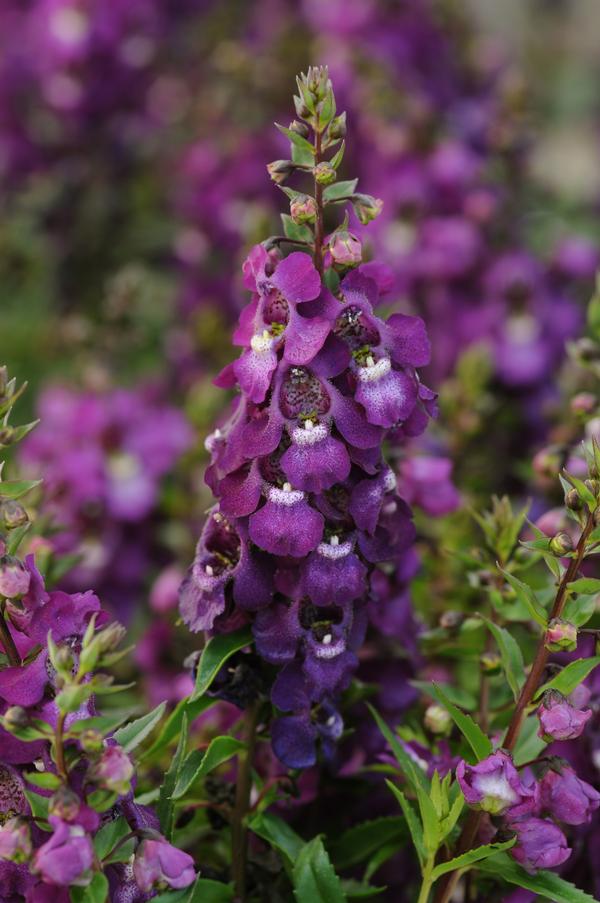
[0, 369, 196, 899]
[180, 68, 435, 768]
[18, 383, 192, 613]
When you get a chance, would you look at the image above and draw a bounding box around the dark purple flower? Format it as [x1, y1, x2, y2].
[133, 836, 196, 893]
[300, 537, 367, 605]
[539, 764, 600, 825]
[249, 485, 324, 558]
[456, 751, 530, 815]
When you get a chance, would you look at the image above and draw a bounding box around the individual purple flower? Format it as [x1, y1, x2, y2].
[537, 691, 592, 742]
[507, 817, 571, 873]
[539, 764, 600, 825]
[280, 420, 350, 493]
[456, 751, 530, 815]
[398, 455, 460, 517]
[0, 557, 30, 599]
[329, 229, 362, 267]
[300, 536, 367, 605]
[133, 835, 196, 893]
[32, 819, 93, 887]
[249, 484, 324, 558]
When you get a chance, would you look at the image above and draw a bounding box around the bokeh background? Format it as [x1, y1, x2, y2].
[1, 0, 600, 716]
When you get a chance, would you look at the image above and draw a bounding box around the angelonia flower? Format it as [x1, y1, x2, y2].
[180, 69, 435, 767]
[537, 690, 593, 742]
[133, 834, 196, 893]
[18, 384, 192, 613]
[456, 750, 530, 815]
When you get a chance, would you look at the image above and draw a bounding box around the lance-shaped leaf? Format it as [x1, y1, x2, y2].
[477, 852, 597, 902]
[430, 839, 516, 881]
[497, 565, 548, 627]
[384, 781, 425, 866]
[479, 616, 524, 701]
[293, 837, 346, 903]
[0, 479, 42, 500]
[191, 627, 253, 700]
[534, 656, 600, 700]
[172, 735, 245, 799]
[428, 683, 493, 762]
[157, 712, 188, 840]
[367, 704, 429, 792]
[113, 701, 166, 753]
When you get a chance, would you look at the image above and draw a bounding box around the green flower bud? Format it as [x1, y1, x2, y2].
[49, 786, 81, 822]
[3, 706, 28, 730]
[313, 162, 336, 185]
[1, 501, 29, 529]
[585, 479, 599, 497]
[424, 704, 452, 735]
[565, 488, 583, 511]
[328, 112, 347, 141]
[480, 652, 502, 675]
[353, 193, 384, 225]
[289, 119, 310, 138]
[545, 619, 578, 653]
[80, 729, 104, 754]
[290, 194, 317, 225]
[266, 160, 295, 184]
[549, 532, 574, 556]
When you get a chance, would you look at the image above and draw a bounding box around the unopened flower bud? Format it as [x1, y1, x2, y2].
[289, 119, 310, 138]
[585, 479, 599, 497]
[0, 427, 15, 446]
[439, 610, 464, 630]
[353, 193, 384, 225]
[54, 645, 75, 672]
[532, 446, 562, 480]
[328, 112, 346, 140]
[565, 489, 583, 511]
[293, 94, 310, 120]
[1, 502, 29, 529]
[79, 729, 104, 754]
[0, 817, 32, 863]
[0, 556, 30, 598]
[49, 786, 81, 822]
[571, 393, 596, 416]
[538, 690, 592, 742]
[88, 745, 134, 795]
[329, 230, 362, 267]
[96, 621, 126, 653]
[313, 162, 336, 185]
[3, 707, 28, 730]
[480, 652, 502, 675]
[549, 532, 573, 556]
[290, 194, 317, 225]
[545, 619, 577, 653]
[266, 160, 295, 184]
[424, 704, 451, 735]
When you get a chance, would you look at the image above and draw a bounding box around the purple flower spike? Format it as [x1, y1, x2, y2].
[537, 691, 592, 742]
[32, 819, 93, 887]
[133, 836, 196, 894]
[249, 485, 324, 557]
[456, 751, 529, 815]
[508, 817, 571, 873]
[539, 765, 600, 825]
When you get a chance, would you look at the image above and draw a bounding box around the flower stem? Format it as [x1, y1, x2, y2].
[54, 712, 68, 781]
[0, 602, 20, 667]
[231, 702, 261, 901]
[313, 129, 324, 277]
[417, 859, 434, 903]
[433, 510, 595, 903]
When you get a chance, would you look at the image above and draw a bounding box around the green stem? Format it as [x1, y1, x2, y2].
[417, 859, 434, 903]
[54, 711, 68, 781]
[231, 702, 261, 901]
[313, 130, 324, 277]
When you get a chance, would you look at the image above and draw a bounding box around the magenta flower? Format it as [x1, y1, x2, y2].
[537, 692, 592, 742]
[456, 751, 530, 815]
[508, 817, 571, 873]
[32, 820, 93, 887]
[539, 765, 600, 825]
[133, 836, 195, 893]
[88, 745, 134, 795]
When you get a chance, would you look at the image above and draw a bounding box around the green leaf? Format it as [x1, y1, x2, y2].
[172, 736, 245, 798]
[330, 140, 345, 169]
[187, 879, 235, 903]
[415, 784, 440, 855]
[535, 656, 600, 700]
[24, 771, 61, 790]
[191, 628, 253, 701]
[367, 704, 429, 793]
[0, 479, 42, 500]
[141, 696, 214, 760]
[87, 789, 118, 812]
[23, 788, 49, 824]
[439, 794, 465, 843]
[477, 852, 597, 902]
[70, 872, 109, 903]
[331, 816, 405, 871]
[157, 712, 188, 839]
[113, 701, 166, 753]
[249, 811, 304, 867]
[384, 782, 425, 866]
[427, 683, 493, 762]
[293, 837, 346, 903]
[479, 616, 525, 701]
[324, 179, 358, 203]
[563, 470, 598, 512]
[275, 123, 315, 160]
[430, 839, 516, 881]
[281, 214, 314, 243]
[513, 714, 547, 766]
[6, 523, 31, 556]
[567, 577, 600, 595]
[341, 880, 386, 899]
[563, 591, 598, 627]
[94, 815, 129, 860]
[497, 566, 548, 627]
